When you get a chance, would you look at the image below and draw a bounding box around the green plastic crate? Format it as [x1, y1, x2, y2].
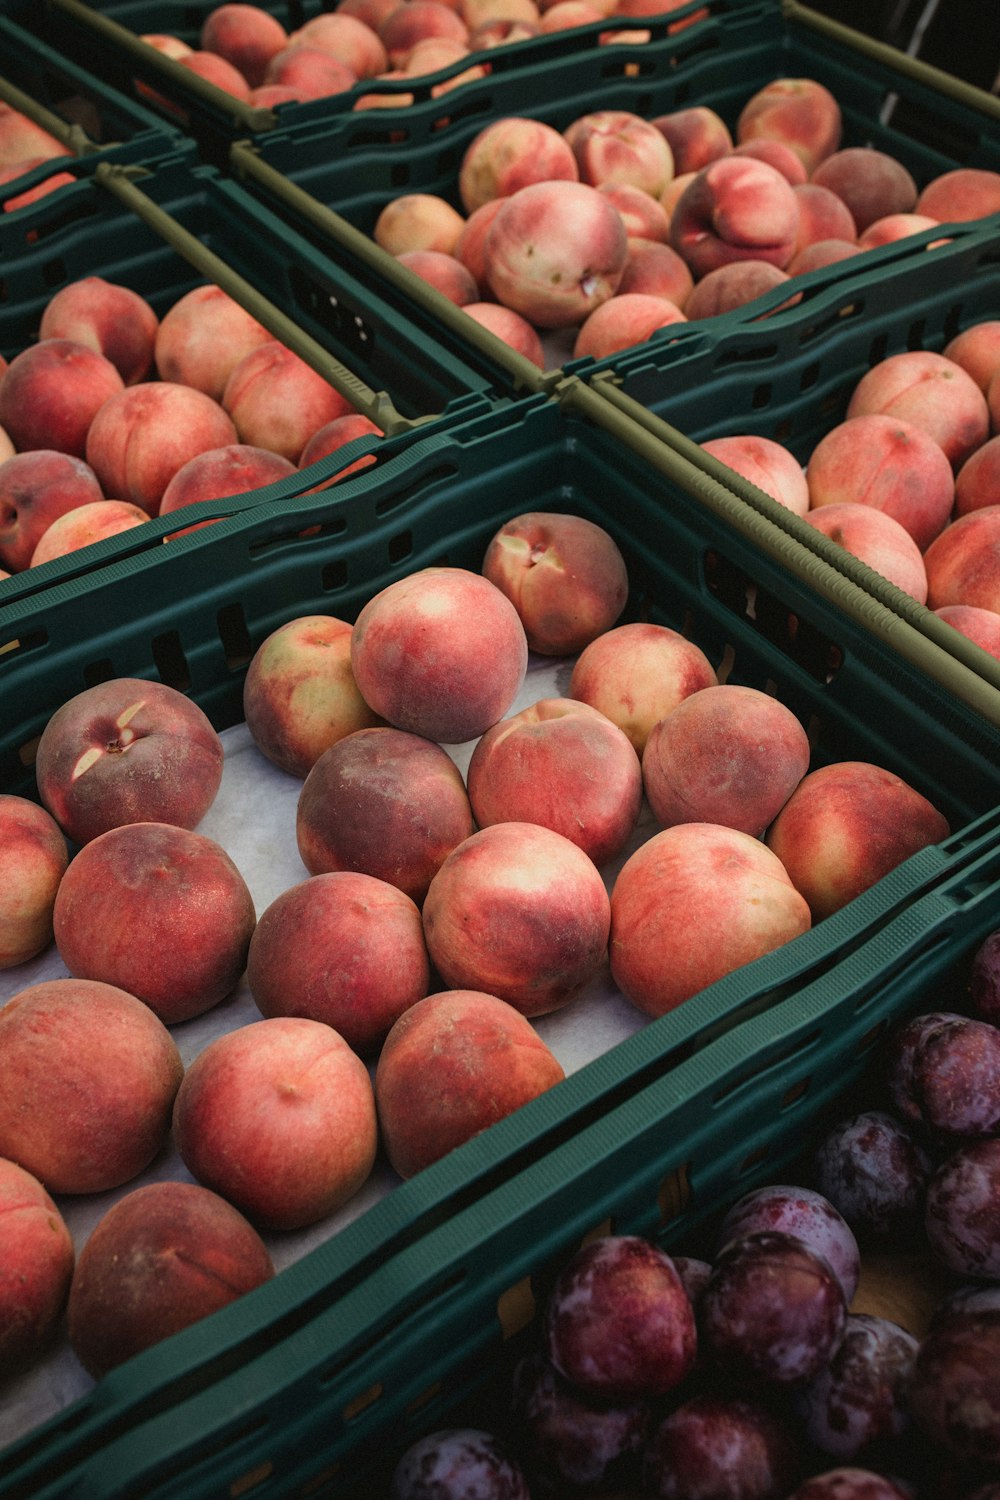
[2, 384, 1000, 1496]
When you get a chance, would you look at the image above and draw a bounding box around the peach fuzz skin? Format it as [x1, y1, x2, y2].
[154, 284, 272, 403]
[30, 499, 149, 567]
[247, 871, 430, 1056]
[467, 697, 643, 866]
[67, 1181, 274, 1379]
[85, 381, 238, 515]
[374, 989, 565, 1179]
[609, 823, 811, 1018]
[805, 414, 955, 552]
[39, 276, 159, 386]
[924, 508, 1000, 616]
[846, 350, 989, 473]
[0, 977, 183, 1195]
[458, 116, 578, 214]
[669, 158, 801, 280]
[0, 795, 68, 969]
[422, 821, 612, 1017]
[172, 1016, 378, 1230]
[735, 77, 842, 176]
[0, 339, 124, 460]
[0, 1158, 75, 1374]
[0, 450, 106, 573]
[568, 621, 718, 756]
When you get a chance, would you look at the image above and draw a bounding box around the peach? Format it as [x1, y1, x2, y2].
[612, 0, 706, 27]
[787, 238, 861, 277]
[809, 147, 917, 235]
[0, 795, 68, 968]
[0, 339, 124, 458]
[458, 116, 579, 214]
[222, 341, 353, 465]
[669, 158, 800, 278]
[484, 179, 629, 329]
[243, 613, 382, 779]
[806, 414, 955, 550]
[250, 81, 307, 106]
[410, 36, 476, 77]
[791, 182, 856, 252]
[598, 182, 671, 243]
[765, 760, 950, 920]
[0, 424, 12, 465]
[67, 1181, 274, 1379]
[563, 110, 674, 198]
[53, 821, 257, 1025]
[351, 566, 528, 742]
[730, 139, 809, 186]
[173, 1016, 378, 1230]
[379, 0, 469, 66]
[467, 16, 539, 45]
[201, 2, 289, 86]
[396, 248, 478, 304]
[573, 291, 687, 358]
[291, 11, 389, 76]
[700, 434, 810, 517]
[1, 164, 77, 212]
[857, 212, 942, 250]
[263, 45, 357, 98]
[935, 603, 1000, 661]
[375, 989, 565, 1179]
[924, 507, 1000, 614]
[141, 32, 193, 58]
[86, 382, 239, 514]
[158, 443, 297, 522]
[454, 197, 505, 290]
[247, 871, 429, 1054]
[660, 170, 697, 223]
[374, 192, 466, 256]
[617, 240, 694, 308]
[179, 49, 253, 98]
[803, 501, 928, 603]
[39, 277, 159, 386]
[30, 498, 149, 566]
[35, 676, 224, 846]
[462, 0, 539, 26]
[296, 726, 475, 902]
[735, 77, 842, 175]
[650, 106, 733, 175]
[609, 823, 811, 1017]
[943, 321, 1000, 394]
[0, 102, 72, 166]
[0, 450, 106, 573]
[641, 683, 810, 837]
[683, 261, 795, 321]
[423, 821, 611, 1016]
[461, 302, 546, 367]
[0, 977, 183, 1194]
[340, 0, 402, 28]
[568, 620, 718, 755]
[538, 1, 604, 30]
[846, 350, 990, 471]
[0, 1157, 74, 1374]
[482, 510, 628, 656]
[299, 413, 383, 476]
[916, 168, 1000, 223]
[154, 284, 273, 402]
[467, 697, 643, 865]
[955, 434, 1000, 518]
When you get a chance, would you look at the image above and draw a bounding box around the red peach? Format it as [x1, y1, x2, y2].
[943, 321, 1000, 394]
[458, 116, 579, 214]
[374, 989, 565, 1179]
[735, 77, 842, 175]
[857, 213, 942, 250]
[572, 291, 687, 359]
[803, 502, 928, 603]
[2, 163, 77, 214]
[0, 795, 68, 969]
[291, 11, 389, 76]
[158, 443, 297, 522]
[765, 760, 950, 921]
[86, 381, 238, 514]
[30, 498, 149, 566]
[141, 32, 193, 58]
[641, 684, 810, 837]
[924, 507, 1000, 614]
[0, 1157, 74, 1374]
[396, 248, 478, 304]
[669, 158, 800, 278]
[373, 192, 466, 256]
[39, 277, 159, 386]
[462, 0, 539, 27]
[263, 45, 357, 98]
[617, 240, 694, 308]
[791, 182, 857, 253]
[454, 198, 505, 290]
[806, 414, 955, 550]
[916, 168, 1000, 223]
[201, 2, 289, 86]
[730, 139, 809, 186]
[610, 823, 811, 1018]
[810, 148, 917, 235]
[538, 2, 604, 30]
[222, 341, 353, 465]
[598, 182, 671, 243]
[179, 49, 253, 98]
[650, 106, 733, 175]
[243, 613, 382, 779]
[296, 726, 475, 902]
[250, 81, 308, 105]
[351, 566, 528, 742]
[467, 16, 540, 45]
[846, 350, 989, 471]
[955, 434, 1000, 518]
[173, 1016, 378, 1229]
[935, 604, 1000, 662]
[568, 620, 718, 755]
[0, 102, 73, 166]
[379, 0, 469, 66]
[154, 284, 273, 402]
[660, 170, 697, 224]
[0, 339, 124, 459]
[53, 821, 257, 1025]
[461, 302, 546, 368]
[484, 179, 629, 329]
[0, 977, 183, 1193]
[701, 434, 809, 517]
[299, 413, 383, 476]
[482, 510, 628, 656]
[247, 871, 429, 1054]
[67, 1181, 274, 1379]
[787, 239, 862, 276]
[467, 697, 643, 866]
[0, 450, 106, 573]
[684, 261, 795, 321]
[35, 676, 224, 846]
[339, 0, 401, 28]
[564, 109, 675, 199]
[423, 821, 612, 1016]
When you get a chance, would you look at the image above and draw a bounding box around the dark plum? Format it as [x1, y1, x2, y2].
[909, 1304, 1000, 1466]
[812, 1110, 932, 1242]
[641, 1393, 800, 1500]
[543, 1235, 697, 1401]
[886, 1012, 1000, 1137]
[716, 1185, 861, 1302]
[389, 1429, 531, 1499]
[970, 930, 1000, 1026]
[886, 1012, 961, 1127]
[701, 1231, 847, 1386]
[924, 1139, 1000, 1278]
[672, 1255, 713, 1311]
[796, 1313, 918, 1460]
[785, 1470, 912, 1498]
[510, 1351, 650, 1491]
